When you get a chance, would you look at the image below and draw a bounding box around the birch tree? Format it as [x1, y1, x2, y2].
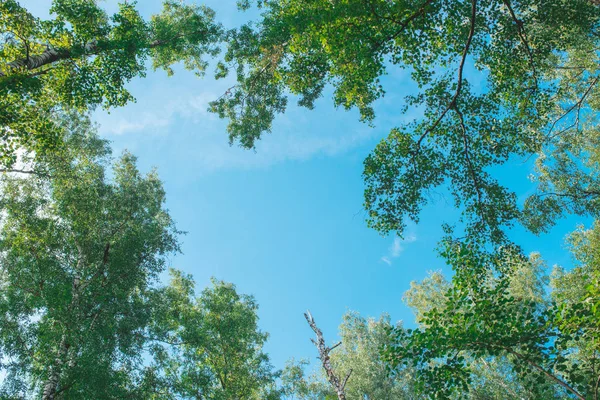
[0, 0, 222, 168]
[384, 241, 600, 399]
[0, 112, 180, 399]
[147, 271, 282, 400]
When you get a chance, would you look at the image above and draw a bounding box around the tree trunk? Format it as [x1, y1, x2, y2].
[41, 335, 69, 400]
[304, 310, 351, 400]
[1, 39, 104, 77]
[42, 259, 83, 400]
[1, 38, 166, 78]
[6, 47, 71, 73]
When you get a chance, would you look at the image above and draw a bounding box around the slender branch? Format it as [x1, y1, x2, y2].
[370, 0, 434, 53]
[0, 168, 45, 176]
[415, 0, 478, 149]
[503, 347, 585, 400]
[502, 0, 538, 88]
[472, 341, 586, 400]
[455, 105, 486, 226]
[341, 369, 353, 390]
[304, 310, 349, 400]
[547, 75, 600, 139]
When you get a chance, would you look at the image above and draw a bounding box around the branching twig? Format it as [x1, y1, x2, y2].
[370, 0, 434, 53]
[547, 75, 600, 139]
[415, 0, 478, 149]
[304, 310, 351, 400]
[502, 0, 538, 88]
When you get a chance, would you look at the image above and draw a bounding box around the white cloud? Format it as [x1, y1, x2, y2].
[380, 231, 417, 265]
[90, 67, 391, 173]
[99, 112, 170, 135]
[93, 84, 379, 173]
[390, 237, 403, 257]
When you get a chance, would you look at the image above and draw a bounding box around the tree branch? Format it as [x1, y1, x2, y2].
[0, 168, 46, 177]
[0, 28, 208, 78]
[304, 310, 349, 400]
[415, 0, 478, 149]
[472, 341, 586, 400]
[502, 0, 538, 88]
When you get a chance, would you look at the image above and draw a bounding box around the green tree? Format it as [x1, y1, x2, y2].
[403, 262, 561, 400]
[0, 0, 222, 167]
[283, 311, 418, 400]
[0, 112, 180, 399]
[384, 241, 600, 399]
[0, 113, 284, 399]
[214, 0, 600, 242]
[147, 270, 281, 400]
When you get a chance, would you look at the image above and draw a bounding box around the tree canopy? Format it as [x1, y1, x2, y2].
[2, 1, 600, 399]
[214, 0, 600, 242]
[0, 114, 281, 399]
[0, 0, 222, 168]
[384, 240, 600, 399]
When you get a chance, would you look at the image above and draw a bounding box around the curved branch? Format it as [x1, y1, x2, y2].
[472, 341, 586, 400]
[415, 0, 478, 149]
[454, 105, 486, 226]
[503, 347, 585, 400]
[502, 0, 538, 88]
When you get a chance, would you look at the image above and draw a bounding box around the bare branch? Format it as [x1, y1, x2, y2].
[330, 341, 342, 352]
[304, 310, 349, 400]
[547, 75, 600, 139]
[341, 369, 352, 390]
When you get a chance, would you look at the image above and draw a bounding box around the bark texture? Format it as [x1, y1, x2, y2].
[304, 310, 351, 400]
[0, 41, 99, 77]
[41, 335, 68, 400]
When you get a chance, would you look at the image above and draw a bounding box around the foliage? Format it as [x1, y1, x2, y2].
[0, 112, 180, 399]
[0, 114, 281, 399]
[283, 311, 418, 400]
[214, 0, 600, 242]
[0, 0, 222, 167]
[384, 240, 600, 399]
[147, 271, 281, 400]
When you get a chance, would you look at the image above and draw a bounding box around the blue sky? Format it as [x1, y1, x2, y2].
[24, 0, 586, 371]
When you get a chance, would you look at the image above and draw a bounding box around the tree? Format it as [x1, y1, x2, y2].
[213, 0, 600, 242]
[383, 240, 600, 399]
[283, 311, 418, 400]
[0, 113, 284, 399]
[403, 265, 562, 399]
[0, 0, 222, 168]
[147, 270, 282, 400]
[0, 112, 180, 399]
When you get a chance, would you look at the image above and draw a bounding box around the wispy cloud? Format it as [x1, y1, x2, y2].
[380, 231, 417, 265]
[93, 84, 379, 173]
[99, 112, 170, 135]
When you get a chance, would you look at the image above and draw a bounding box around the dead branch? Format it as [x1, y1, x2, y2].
[304, 310, 352, 400]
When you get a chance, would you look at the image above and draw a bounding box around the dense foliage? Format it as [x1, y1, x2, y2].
[386, 242, 600, 399]
[0, 115, 280, 399]
[0, 0, 222, 167]
[215, 0, 600, 243]
[2, 0, 600, 399]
